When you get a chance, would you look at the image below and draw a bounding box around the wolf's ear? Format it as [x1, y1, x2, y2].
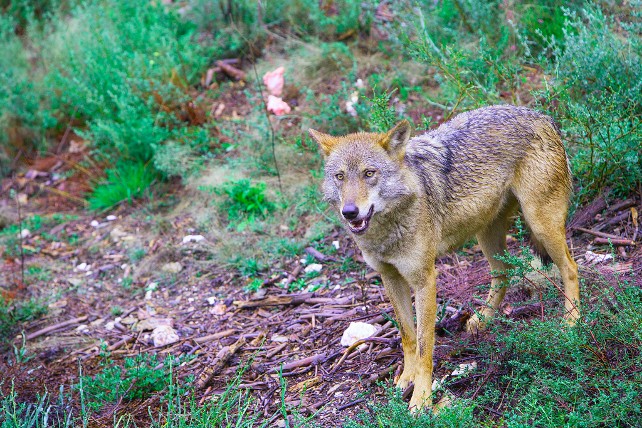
[309, 129, 338, 156]
[380, 120, 412, 159]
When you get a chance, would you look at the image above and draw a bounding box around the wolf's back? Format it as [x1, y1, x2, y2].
[405, 105, 570, 206]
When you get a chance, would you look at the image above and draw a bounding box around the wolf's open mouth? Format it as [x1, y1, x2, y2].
[348, 205, 374, 234]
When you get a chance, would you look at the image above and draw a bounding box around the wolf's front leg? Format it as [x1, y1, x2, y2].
[379, 266, 417, 390]
[408, 268, 437, 411]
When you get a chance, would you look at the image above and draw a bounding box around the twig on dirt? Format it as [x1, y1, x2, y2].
[108, 336, 135, 352]
[337, 398, 366, 411]
[14, 191, 25, 286]
[215, 60, 246, 80]
[607, 199, 636, 213]
[593, 237, 636, 246]
[283, 264, 304, 287]
[234, 292, 315, 309]
[574, 226, 632, 242]
[305, 247, 336, 262]
[195, 336, 246, 390]
[25, 315, 89, 341]
[193, 329, 238, 344]
[330, 337, 398, 374]
[277, 353, 327, 372]
[266, 342, 288, 359]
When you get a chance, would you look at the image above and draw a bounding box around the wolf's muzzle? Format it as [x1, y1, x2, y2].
[341, 203, 359, 220]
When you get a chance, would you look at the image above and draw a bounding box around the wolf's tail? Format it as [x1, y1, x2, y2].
[528, 232, 553, 266]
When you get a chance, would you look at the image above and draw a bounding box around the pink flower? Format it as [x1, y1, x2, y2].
[263, 66, 285, 96]
[267, 95, 291, 115]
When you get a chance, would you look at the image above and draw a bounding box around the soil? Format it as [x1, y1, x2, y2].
[1, 170, 640, 427]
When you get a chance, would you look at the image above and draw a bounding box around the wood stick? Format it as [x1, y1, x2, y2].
[193, 329, 237, 343]
[234, 292, 314, 309]
[277, 353, 327, 372]
[593, 237, 635, 246]
[195, 336, 246, 390]
[305, 247, 335, 262]
[574, 227, 629, 241]
[607, 199, 636, 213]
[25, 315, 88, 340]
[216, 60, 246, 80]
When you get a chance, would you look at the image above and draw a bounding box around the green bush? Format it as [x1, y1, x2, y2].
[77, 352, 178, 412]
[539, 4, 642, 202]
[218, 179, 275, 221]
[87, 162, 156, 211]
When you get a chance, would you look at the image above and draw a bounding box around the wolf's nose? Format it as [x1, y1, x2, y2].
[342, 204, 359, 220]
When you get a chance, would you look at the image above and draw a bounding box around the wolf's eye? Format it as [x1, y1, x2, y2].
[335, 173, 344, 180]
[365, 170, 375, 178]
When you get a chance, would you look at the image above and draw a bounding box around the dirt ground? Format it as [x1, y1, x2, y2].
[1, 167, 640, 427]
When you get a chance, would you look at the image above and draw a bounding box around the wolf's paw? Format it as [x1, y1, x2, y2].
[395, 369, 415, 390]
[465, 314, 488, 333]
[408, 389, 432, 414]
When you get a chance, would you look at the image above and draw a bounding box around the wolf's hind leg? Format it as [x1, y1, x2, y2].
[520, 205, 580, 324]
[379, 265, 417, 389]
[466, 200, 517, 333]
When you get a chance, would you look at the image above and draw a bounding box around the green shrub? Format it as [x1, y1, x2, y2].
[539, 4, 642, 202]
[0, 297, 48, 346]
[87, 162, 156, 211]
[39, 0, 213, 174]
[77, 352, 178, 412]
[217, 179, 275, 221]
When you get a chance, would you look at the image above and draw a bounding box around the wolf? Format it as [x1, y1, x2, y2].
[309, 105, 580, 411]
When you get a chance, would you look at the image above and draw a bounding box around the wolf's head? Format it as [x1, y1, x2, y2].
[309, 121, 414, 235]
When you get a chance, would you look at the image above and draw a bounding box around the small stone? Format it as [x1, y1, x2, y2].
[206, 296, 217, 305]
[105, 321, 115, 331]
[332, 240, 340, 250]
[90, 220, 99, 227]
[136, 317, 173, 332]
[161, 262, 183, 274]
[75, 262, 88, 271]
[20, 229, 30, 239]
[304, 263, 322, 274]
[106, 215, 117, 221]
[340, 322, 377, 347]
[182, 234, 205, 244]
[271, 334, 289, 343]
[152, 325, 179, 347]
[75, 324, 89, 333]
[210, 304, 226, 315]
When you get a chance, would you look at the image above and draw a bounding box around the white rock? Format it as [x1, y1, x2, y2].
[105, 321, 115, 331]
[271, 334, 289, 343]
[451, 361, 477, 377]
[332, 240, 340, 250]
[355, 78, 365, 89]
[75, 262, 88, 271]
[145, 290, 153, 300]
[146, 282, 158, 291]
[300, 258, 308, 265]
[136, 317, 173, 332]
[340, 322, 377, 347]
[20, 229, 30, 238]
[584, 250, 614, 265]
[161, 262, 183, 273]
[151, 325, 179, 347]
[304, 263, 323, 274]
[106, 215, 117, 221]
[90, 220, 99, 227]
[182, 234, 205, 244]
[206, 296, 217, 305]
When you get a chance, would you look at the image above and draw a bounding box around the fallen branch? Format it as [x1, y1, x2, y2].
[195, 336, 246, 390]
[593, 237, 635, 246]
[574, 227, 629, 241]
[25, 315, 88, 341]
[216, 60, 246, 80]
[276, 353, 327, 372]
[234, 292, 314, 309]
[305, 247, 335, 262]
[193, 329, 237, 344]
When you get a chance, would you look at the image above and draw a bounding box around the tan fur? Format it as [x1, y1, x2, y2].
[309, 105, 580, 412]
